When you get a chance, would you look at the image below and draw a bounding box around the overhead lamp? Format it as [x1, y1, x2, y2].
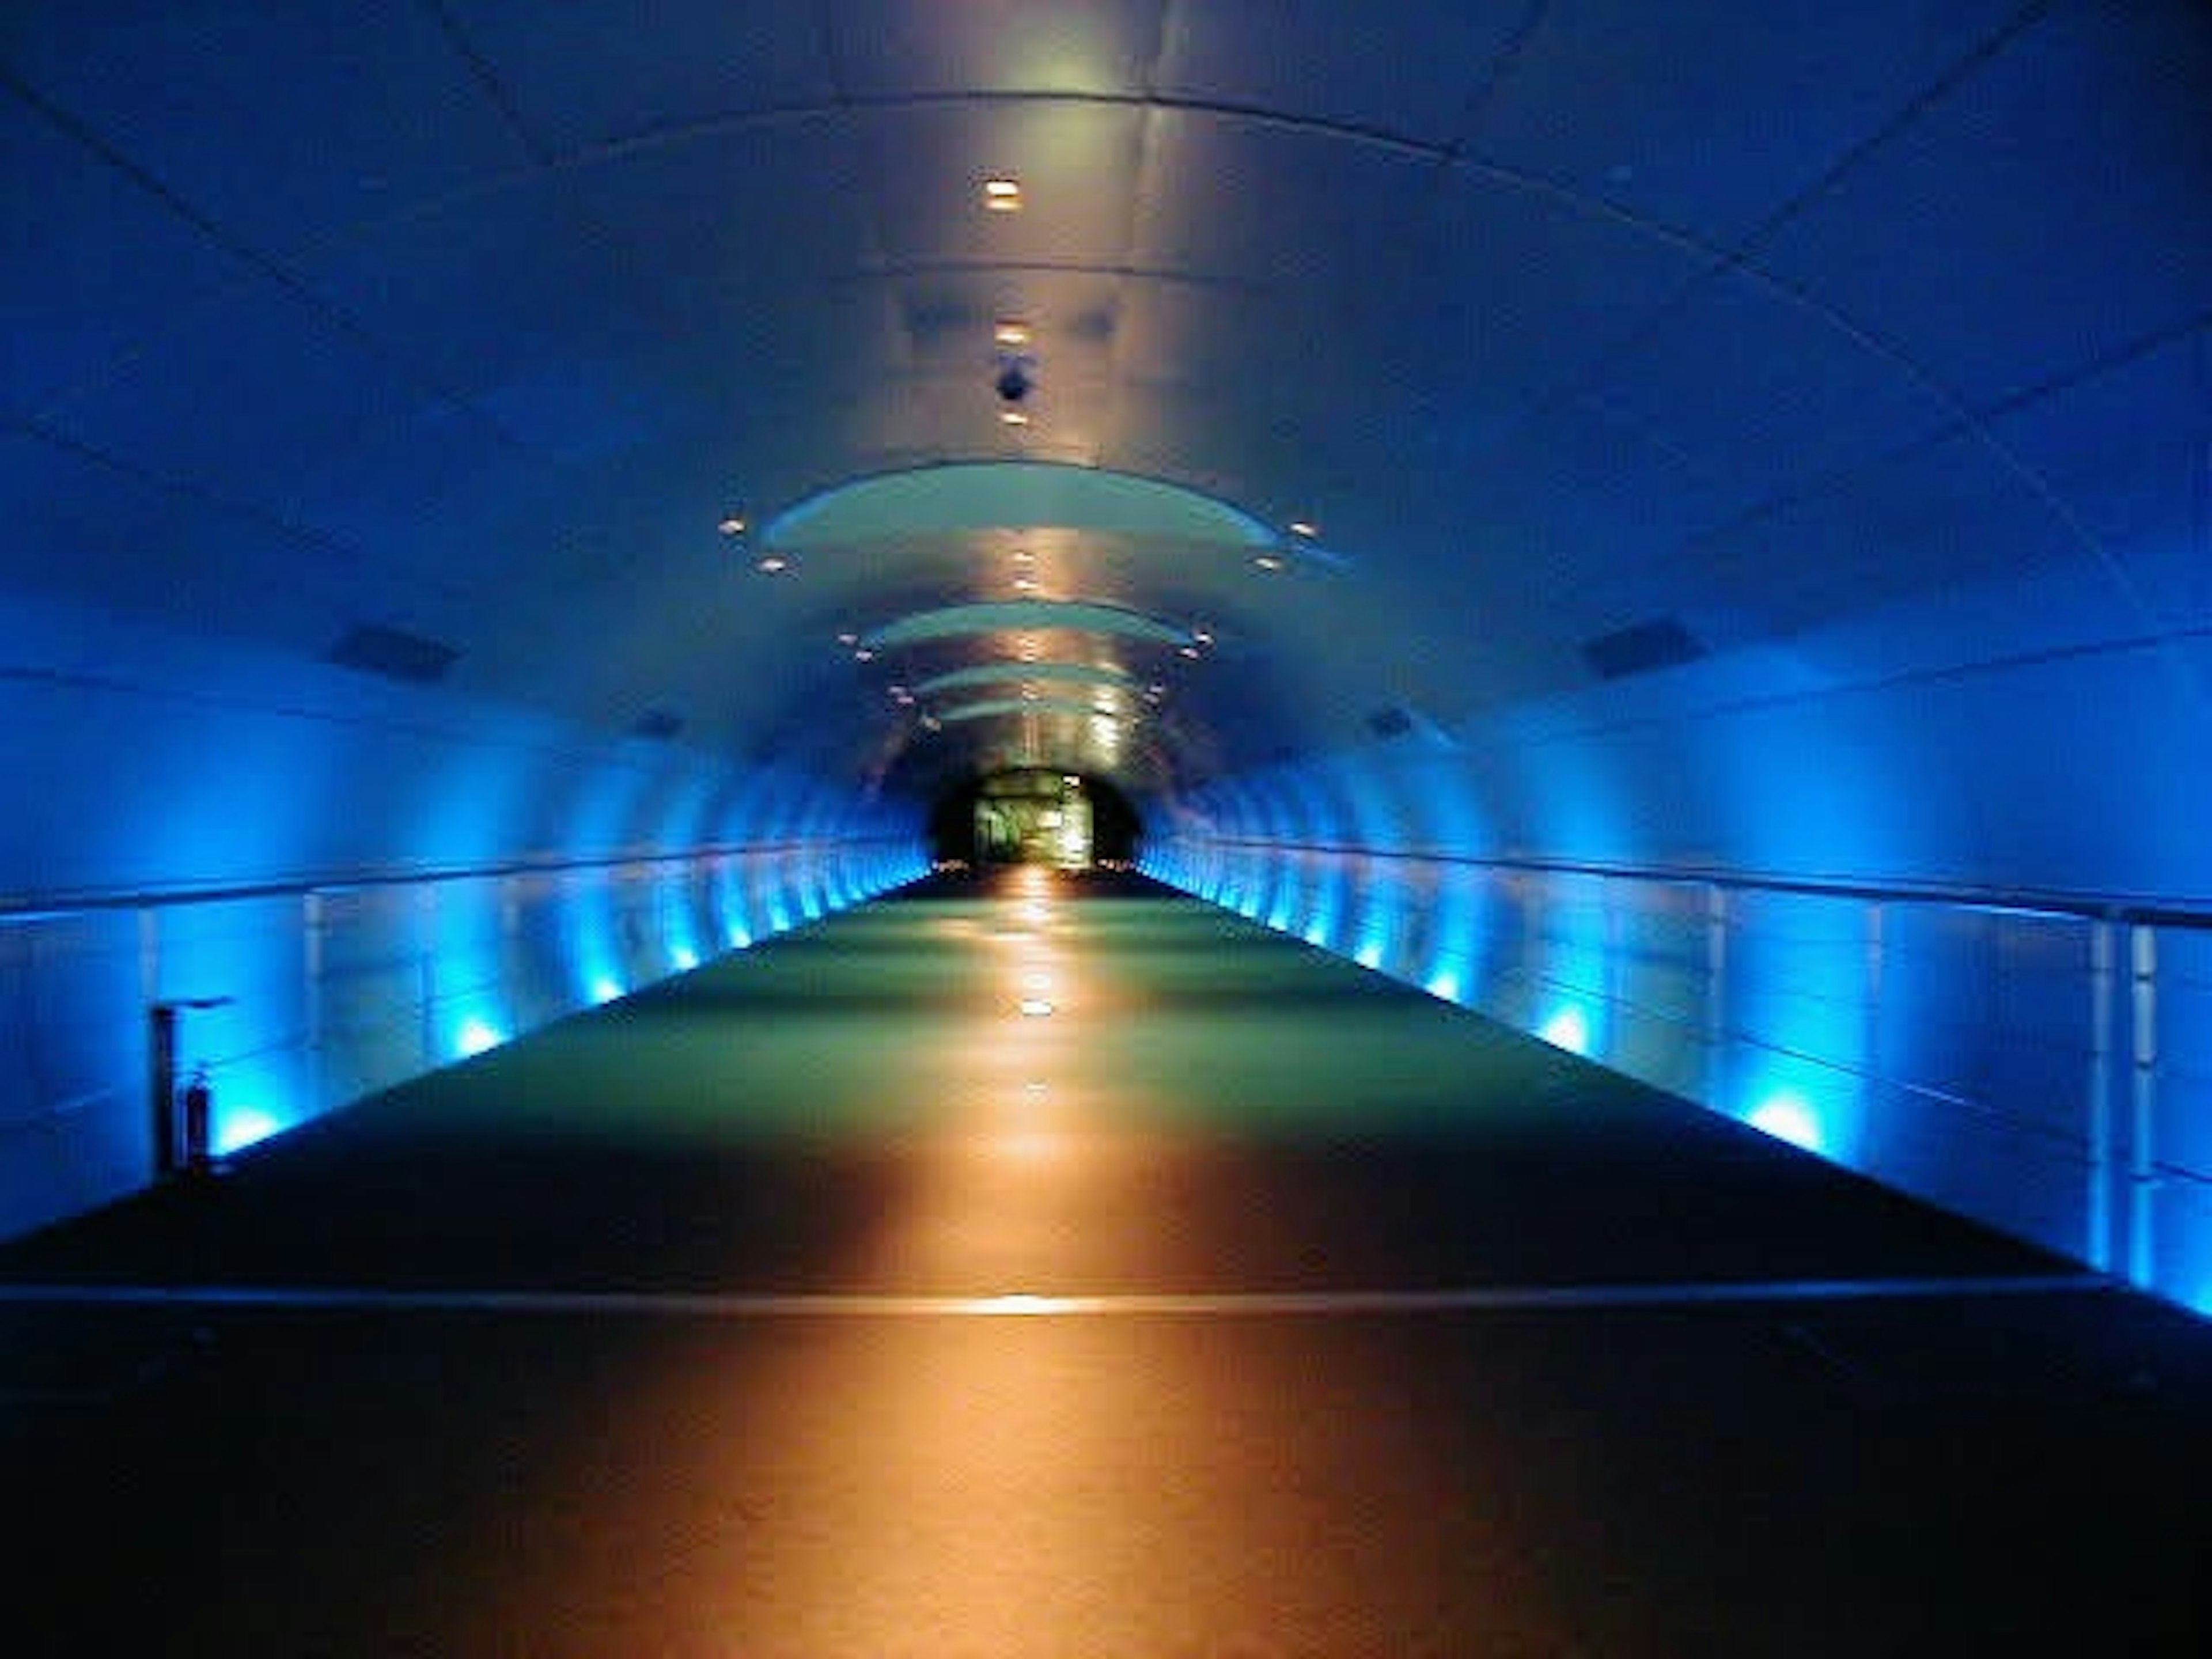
[982, 176, 1024, 211]
[1000, 409, 1030, 427]
[995, 319, 1033, 347]
[717, 516, 748, 537]
[1288, 519, 1319, 538]
[853, 646, 877, 662]
[1252, 552, 1286, 573]
[755, 554, 791, 575]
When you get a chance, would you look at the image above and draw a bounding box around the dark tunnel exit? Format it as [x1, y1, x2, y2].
[927, 770, 1141, 869]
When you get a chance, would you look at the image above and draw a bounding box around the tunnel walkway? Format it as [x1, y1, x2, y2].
[3, 868, 2209, 1655]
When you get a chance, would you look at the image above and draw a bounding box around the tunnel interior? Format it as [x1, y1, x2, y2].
[929, 770, 1143, 869]
[0, 5, 2204, 1317]
[3, 9, 2212, 1651]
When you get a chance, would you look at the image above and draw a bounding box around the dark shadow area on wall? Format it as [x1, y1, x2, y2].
[928, 770, 1141, 867]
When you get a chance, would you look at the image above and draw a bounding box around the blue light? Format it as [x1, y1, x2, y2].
[1539, 1005, 1590, 1055]
[1748, 1090, 1827, 1155]
[670, 945, 699, 972]
[214, 1105, 282, 1156]
[589, 974, 624, 1006]
[1355, 940, 1384, 970]
[726, 923, 752, 949]
[1426, 969, 1463, 1003]
[454, 1016, 505, 1058]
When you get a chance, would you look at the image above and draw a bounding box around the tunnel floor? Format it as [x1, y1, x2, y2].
[3, 867, 2209, 1656]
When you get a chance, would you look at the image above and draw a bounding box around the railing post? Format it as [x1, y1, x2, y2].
[418, 881, 439, 1067]
[2087, 918, 2117, 1273]
[2127, 922, 2159, 1288]
[304, 889, 325, 1118]
[1704, 884, 1729, 1108]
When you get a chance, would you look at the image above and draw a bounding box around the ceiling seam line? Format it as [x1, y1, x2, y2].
[1589, 308, 2212, 597]
[15, 418, 481, 613]
[0, 59, 572, 476]
[419, 0, 557, 169]
[1724, 0, 2062, 263]
[1438, 624, 2212, 762]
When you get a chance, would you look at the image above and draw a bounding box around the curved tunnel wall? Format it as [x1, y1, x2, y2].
[0, 597, 926, 1241]
[1145, 608, 2212, 1315]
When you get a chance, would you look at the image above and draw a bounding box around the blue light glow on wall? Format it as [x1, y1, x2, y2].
[453, 1014, 507, 1058]
[1746, 1089, 1827, 1156]
[215, 1104, 283, 1157]
[1539, 1005, 1591, 1055]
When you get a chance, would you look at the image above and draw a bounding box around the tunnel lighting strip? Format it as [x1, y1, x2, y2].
[0, 1272, 2109, 1320]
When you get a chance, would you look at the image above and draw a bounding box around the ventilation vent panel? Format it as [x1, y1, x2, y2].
[1583, 616, 1705, 681]
[324, 623, 460, 684]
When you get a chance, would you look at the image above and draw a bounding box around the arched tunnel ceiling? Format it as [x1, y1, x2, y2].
[2, 2, 2207, 825]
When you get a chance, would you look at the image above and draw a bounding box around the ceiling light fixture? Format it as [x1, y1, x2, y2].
[755, 554, 791, 574]
[1001, 409, 1030, 427]
[995, 319, 1033, 347]
[1288, 519, 1319, 538]
[717, 515, 747, 536]
[1252, 552, 1286, 573]
[982, 176, 1024, 211]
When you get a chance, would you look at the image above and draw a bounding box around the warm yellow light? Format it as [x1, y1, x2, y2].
[1000, 409, 1030, 427]
[995, 320, 1032, 346]
[982, 177, 1024, 211]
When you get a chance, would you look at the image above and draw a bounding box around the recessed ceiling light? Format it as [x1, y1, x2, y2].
[854, 646, 876, 662]
[1252, 553, 1285, 572]
[755, 554, 790, 574]
[718, 516, 748, 536]
[1000, 409, 1029, 427]
[1191, 627, 1214, 646]
[983, 177, 1024, 211]
[1013, 576, 1039, 592]
[995, 319, 1032, 347]
[1288, 520, 1319, 538]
